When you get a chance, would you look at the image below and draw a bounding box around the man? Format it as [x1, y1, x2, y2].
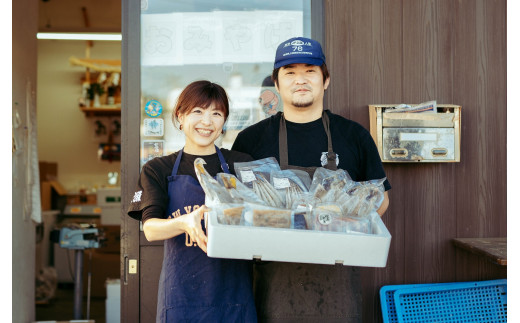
[232, 37, 391, 322]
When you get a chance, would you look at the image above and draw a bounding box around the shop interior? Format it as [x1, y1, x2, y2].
[35, 0, 122, 322]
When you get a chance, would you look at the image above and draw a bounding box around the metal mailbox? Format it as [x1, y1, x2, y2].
[369, 104, 461, 162]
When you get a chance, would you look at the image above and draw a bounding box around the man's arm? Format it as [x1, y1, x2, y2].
[376, 191, 389, 216]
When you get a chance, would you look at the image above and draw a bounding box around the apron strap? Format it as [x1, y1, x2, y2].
[215, 146, 230, 174]
[172, 149, 184, 176]
[279, 111, 336, 169]
[172, 146, 230, 176]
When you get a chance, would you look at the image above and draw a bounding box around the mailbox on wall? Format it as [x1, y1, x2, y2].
[368, 104, 461, 162]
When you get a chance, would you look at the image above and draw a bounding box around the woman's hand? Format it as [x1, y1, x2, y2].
[181, 205, 209, 253]
[142, 205, 209, 253]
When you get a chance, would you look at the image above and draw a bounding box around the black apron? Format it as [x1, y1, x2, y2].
[156, 147, 257, 322]
[253, 112, 362, 323]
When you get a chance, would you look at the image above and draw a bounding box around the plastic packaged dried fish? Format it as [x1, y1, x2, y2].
[235, 157, 281, 189]
[242, 203, 293, 229]
[309, 168, 354, 202]
[216, 173, 265, 205]
[270, 169, 311, 208]
[194, 158, 234, 206]
[311, 204, 345, 232]
[291, 193, 321, 230]
[252, 174, 284, 208]
[312, 203, 373, 234]
[339, 178, 385, 218]
[343, 215, 372, 234]
[212, 203, 245, 225]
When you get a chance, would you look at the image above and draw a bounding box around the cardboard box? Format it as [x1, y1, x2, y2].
[39, 161, 57, 182]
[82, 250, 120, 298]
[40, 180, 68, 211]
[206, 210, 391, 267]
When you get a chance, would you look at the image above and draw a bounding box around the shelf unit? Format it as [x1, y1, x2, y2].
[80, 106, 122, 117]
[70, 56, 122, 117]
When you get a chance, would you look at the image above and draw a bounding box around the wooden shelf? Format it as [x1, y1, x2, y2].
[452, 237, 507, 266]
[80, 106, 121, 117]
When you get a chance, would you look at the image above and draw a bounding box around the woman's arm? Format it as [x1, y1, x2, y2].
[143, 205, 208, 252]
[376, 191, 389, 216]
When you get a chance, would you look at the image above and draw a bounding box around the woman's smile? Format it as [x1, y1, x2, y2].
[178, 103, 225, 155]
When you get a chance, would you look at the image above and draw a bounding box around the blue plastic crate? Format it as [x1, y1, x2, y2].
[380, 282, 458, 323]
[394, 279, 507, 323]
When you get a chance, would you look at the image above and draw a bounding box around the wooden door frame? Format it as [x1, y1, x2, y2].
[121, 0, 141, 321]
[121, 1, 324, 321]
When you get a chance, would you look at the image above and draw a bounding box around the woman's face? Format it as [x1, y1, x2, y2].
[178, 103, 225, 155]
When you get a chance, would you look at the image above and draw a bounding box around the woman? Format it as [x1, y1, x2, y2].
[127, 80, 257, 322]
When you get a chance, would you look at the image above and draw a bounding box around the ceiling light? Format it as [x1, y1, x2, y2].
[36, 33, 122, 41]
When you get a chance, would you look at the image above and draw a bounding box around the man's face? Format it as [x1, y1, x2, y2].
[275, 63, 330, 109]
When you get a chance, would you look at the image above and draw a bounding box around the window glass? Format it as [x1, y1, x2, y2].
[140, 0, 312, 166]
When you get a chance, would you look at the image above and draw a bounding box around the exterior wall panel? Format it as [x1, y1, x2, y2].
[324, 1, 507, 322]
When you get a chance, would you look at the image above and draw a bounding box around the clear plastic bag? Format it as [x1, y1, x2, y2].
[242, 203, 293, 229]
[309, 168, 354, 203]
[212, 203, 245, 225]
[311, 204, 345, 232]
[234, 158, 284, 208]
[338, 178, 385, 218]
[216, 173, 266, 205]
[343, 215, 372, 234]
[270, 169, 311, 208]
[194, 158, 234, 206]
[234, 157, 281, 188]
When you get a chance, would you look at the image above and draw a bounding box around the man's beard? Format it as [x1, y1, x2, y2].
[291, 85, 314, 108]
[292, 99, 313, 108]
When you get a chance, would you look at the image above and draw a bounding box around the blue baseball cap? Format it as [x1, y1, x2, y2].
[274, 37, 326, 69]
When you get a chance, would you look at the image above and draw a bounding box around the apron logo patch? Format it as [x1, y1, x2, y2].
[132, 190, 142, 203]
[320, 152, 339, 167]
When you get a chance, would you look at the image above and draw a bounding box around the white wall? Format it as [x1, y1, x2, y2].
[37, 40, 122, 193]
[13, 0, 38, 321]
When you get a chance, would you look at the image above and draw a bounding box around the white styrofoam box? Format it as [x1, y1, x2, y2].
[206, 211, 391, 267]
[106, 279, 121, 323]
[106, 299, 121, 323]
[96, 187, 121, 206]
[106, 278, 120, 300]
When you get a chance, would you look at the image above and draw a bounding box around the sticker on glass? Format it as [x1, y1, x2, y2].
[144, 118, 164, 136]
[259, 87, 282, 116]
[142, 140, 165, 164]
[145, 100, 163, 118]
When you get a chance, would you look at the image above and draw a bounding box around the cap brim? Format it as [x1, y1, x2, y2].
[274, 57, 324, 69]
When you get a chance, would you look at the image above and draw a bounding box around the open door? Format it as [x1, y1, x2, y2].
[121, 1, 323, 321]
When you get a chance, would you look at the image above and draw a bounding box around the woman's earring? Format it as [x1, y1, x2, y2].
[180, 124, 183, 130]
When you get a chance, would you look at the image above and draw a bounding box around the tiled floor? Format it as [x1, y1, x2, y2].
[35, 284, 106, 323]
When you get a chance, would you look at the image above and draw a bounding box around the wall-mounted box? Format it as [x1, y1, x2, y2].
[369, 104, 461, 162]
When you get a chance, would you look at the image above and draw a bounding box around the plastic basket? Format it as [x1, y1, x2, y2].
[380, 282, 458, 323]
[394, 279, 507, 323]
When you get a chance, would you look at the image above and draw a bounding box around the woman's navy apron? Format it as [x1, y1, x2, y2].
[252, 112, 362, 323]
[156, 147, 257, 323]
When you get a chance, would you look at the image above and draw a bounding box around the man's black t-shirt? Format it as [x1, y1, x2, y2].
[127, 149, 253, 222]
[232, 110, 391, 191]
